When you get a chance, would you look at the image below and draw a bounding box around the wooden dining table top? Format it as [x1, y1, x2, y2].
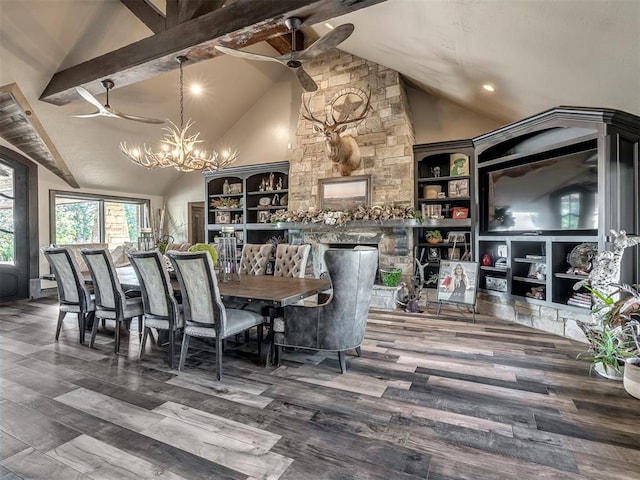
[114, 265, 330, 307]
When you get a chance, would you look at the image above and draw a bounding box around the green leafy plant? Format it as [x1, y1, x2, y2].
[577, 323, 635, 374]
[426, 230, 442, 241]
[187, 243, 219, 264]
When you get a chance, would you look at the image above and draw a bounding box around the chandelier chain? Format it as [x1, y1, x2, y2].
[179, 57, 184, 129]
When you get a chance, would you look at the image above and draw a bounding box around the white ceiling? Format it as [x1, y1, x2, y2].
[1, 0, 639, 196]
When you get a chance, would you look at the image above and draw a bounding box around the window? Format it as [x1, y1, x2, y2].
[0, 164, 15, 265]
[560, 192, 580, 229]
[50, 191, 150, 249]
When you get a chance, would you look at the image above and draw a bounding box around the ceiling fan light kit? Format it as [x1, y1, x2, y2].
[215, 17, 355, 92]
[119, 56, 238, 173]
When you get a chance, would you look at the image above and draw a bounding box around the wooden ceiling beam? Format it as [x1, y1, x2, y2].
[119, 0, 166, 34]
[177, 0, 227, 24]
[40, 0, 387, 106]
[267, 29, 304, 55]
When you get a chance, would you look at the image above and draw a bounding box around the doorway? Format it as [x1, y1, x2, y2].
[188, 202, 205, 245]
[0, 147, 38, 303]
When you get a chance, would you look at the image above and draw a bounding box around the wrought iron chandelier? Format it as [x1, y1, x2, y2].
[120, 56, 238, 172]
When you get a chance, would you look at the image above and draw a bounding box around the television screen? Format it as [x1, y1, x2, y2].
[485, 148, 598, 233]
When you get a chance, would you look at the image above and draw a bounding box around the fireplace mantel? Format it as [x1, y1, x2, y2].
[269, 219, 420, 230]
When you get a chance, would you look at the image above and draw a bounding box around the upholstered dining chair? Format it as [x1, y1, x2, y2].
[273, 244, 311, 278]
[238, 243, 273, 275]
[128, 250, 182, 368]
[273, 247, 377, 373]
[81, 248, 144, 355]
[41, 246, 95, 344]
[167, 250, 265, 380]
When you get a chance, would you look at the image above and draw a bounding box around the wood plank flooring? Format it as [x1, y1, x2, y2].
[1, 296, 639, 479]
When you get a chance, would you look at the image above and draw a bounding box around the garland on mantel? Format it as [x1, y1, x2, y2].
[270, 204, 417, 227]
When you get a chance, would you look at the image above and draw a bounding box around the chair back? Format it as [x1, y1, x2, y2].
[41, 246, 91, 308]
[167, 251, 227, 333]
[318, 247, 377, 349]
[81, 248, 126, 314]
[238, 243, 272, 275]
[274, 244, 310, 278]
[128, 250, 178, 321]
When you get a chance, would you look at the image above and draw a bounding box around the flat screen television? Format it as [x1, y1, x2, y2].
[482, 147, 598, 234]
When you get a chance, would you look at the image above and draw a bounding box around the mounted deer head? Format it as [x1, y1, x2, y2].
[302, 89, 371, 176]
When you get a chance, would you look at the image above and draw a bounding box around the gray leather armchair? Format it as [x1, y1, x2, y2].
[274, 247, 377, 373]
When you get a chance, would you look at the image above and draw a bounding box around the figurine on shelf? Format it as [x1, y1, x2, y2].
[223, 178, 230, 194]
[431, 166, 441, 178]
[259, 178, 266, 192]
[268, 172, 275, 191]
[276, 176, 283, 191]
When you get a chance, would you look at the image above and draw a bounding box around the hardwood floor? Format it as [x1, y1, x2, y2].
[1, 296, 639, 479]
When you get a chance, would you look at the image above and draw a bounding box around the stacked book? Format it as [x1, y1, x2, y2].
[567, 292, 592, 309]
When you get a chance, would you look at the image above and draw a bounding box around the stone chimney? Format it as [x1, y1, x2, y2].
[288, 50, 415, 212]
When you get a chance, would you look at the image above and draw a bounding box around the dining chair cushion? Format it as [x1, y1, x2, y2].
[183, 309, 263, 338]
[274, 244, 310, 278]
[239, 243, 272, 275]
[95, 296, 143, 319]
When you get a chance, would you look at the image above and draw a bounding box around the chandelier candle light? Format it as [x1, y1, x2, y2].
[120, 56, 239, 172]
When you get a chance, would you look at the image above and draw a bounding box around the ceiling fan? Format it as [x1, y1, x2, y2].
[215, 17, 354, 92]
[72, 80, 165, 124]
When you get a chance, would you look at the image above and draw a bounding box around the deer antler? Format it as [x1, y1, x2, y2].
[301, 96, 327, 131]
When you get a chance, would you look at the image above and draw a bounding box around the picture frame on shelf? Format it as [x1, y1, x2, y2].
[228, 183, 242, 194]
[421, 203, 442, 220]
[258, 211, 271, 223]
[449, 154, 469, 176]
[446, 232, 466, 243]
[215, 211, 231, 224]
[428, 247, 441, 261]
[437, 260, 479, 305]
[528, 262, 546, 280]
[485, 276, 508, 292]
[319, 175, 372, 210]
[452, 207, 469, 219]
[448, 179, 469, 198]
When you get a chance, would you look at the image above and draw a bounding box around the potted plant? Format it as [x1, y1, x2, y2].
[426, 230, 442, 244]
[576, 322, 635, 379]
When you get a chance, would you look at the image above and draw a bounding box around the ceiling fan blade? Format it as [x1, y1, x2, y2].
[112, 111, 165, 125]
[75, 86, 106, 111]
[215, 45, 284, 65]
[71, 112, 103, 119]
[295, 67, 318, 92]
[297, 23, 354, 61]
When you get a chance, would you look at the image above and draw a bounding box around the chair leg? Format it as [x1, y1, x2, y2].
[257, 324, 263, 361]
[216, 336, 223, 381]
[169, 329, 176, 369]
[138, 316, 143, 341]
[178, 332, 190, 371]
[90, 316, 100, 348]
[140, 327, 150, 359]
[77, 313, 85, 344]
[338, 350, 347, 374]
[114, 320, 122, 355]
[55, 311, 67, 340]
[355, 346, 362, 357]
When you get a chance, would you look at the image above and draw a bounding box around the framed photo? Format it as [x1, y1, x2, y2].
[437, 261, 479, 305]
[446, 232, 466, 243]
[228, 183, 242, 194]
[319, 175, 372, 210]
[448, 179, 469, 198]
[448, 247, 461, 261]
[449, 154, 469, 176]
[485, 276, 508, 292]
[428, 247, 441, 261]
[215, 211, 230, 224]
[528, 262, 546, 280]
[452, 207, 469, 219]
[258, 211, 271, 223]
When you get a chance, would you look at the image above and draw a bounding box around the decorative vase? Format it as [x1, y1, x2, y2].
[427, 238, 442, 244]
[623, 358, 640, 399]
[594, 362, 624, 381]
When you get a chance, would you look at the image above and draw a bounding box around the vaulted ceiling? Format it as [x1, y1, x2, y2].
[1, 0, 638, 196]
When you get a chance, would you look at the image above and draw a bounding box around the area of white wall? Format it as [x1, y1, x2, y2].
[163, 77, 302, 242]
[407, 86, 502, 143]
[36, 165, 164, 274]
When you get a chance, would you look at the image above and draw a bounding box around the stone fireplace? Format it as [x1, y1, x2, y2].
[281, 50, 417, 308]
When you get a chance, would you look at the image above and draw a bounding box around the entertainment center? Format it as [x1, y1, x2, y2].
[416, 107, 640, 335]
